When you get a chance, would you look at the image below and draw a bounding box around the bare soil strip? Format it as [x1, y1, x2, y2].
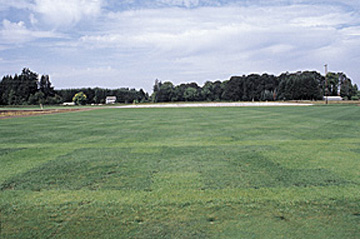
[0, 108, 93, 119]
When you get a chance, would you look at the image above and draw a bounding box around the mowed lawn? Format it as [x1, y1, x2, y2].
[0, 105, 359, 238]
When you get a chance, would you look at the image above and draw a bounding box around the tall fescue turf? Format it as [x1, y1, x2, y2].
[1, 106, 359, 238]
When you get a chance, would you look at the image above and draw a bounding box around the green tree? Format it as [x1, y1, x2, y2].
[202, 81, 224, 101]
[183, 87, 198, 101]
[222, 76, 244, 101]
[355, 85, 360, 100]
[39, 75, 55, 97]
[326, 72, 340, 96]
[339, 73, 357, 100]
[72, 92, 87, 105]
[19, 68, 39, 103]
[28, 91, 45, 105]
[46, 95, 63, 105]
[172, 84, 187, 102]
[201, 81, 213, 101]
[277, 71, 322, 100]
[151, 79, 161, 103]
[7, 89, 18, 105]
[157, 81, 174, 102]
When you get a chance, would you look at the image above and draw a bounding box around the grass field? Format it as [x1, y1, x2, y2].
[0, 105, 359, 238]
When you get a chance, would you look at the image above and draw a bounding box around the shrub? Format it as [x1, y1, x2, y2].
[72, 92, 87, 105]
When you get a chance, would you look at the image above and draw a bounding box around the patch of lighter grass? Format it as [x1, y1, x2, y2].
[265, 138, 360, 182]
[0, 147, 75, 183]
[2, 185, 359, 208]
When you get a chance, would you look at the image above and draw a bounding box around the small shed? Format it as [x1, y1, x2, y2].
[105, 96, 117, 104]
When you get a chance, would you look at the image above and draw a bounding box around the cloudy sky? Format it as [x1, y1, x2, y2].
[0, 0, 359, 92]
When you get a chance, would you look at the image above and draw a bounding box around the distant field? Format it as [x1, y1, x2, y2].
[0, 106, 359, 238]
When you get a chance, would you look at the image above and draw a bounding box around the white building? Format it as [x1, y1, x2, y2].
[324, 96, 343, 101]
[63, 102, 75, 106]
[105, 96, 117, 104]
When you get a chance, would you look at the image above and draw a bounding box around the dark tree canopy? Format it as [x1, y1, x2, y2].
[0, 68, 149, 105]
[150, 70, 356, 103]
[0, 68, 61, 105]
[56, 87, 149, 104]
[1, 68, 358, 105]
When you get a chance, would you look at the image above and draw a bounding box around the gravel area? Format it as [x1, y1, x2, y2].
[113, 102, 313, 109]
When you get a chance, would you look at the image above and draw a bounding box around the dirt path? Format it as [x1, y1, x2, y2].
[0, 108, 94, 119]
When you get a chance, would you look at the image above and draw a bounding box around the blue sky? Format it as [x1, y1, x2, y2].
[0, 0, 359, 92]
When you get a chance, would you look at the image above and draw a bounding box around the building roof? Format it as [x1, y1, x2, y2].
[106, 96, 116, 99]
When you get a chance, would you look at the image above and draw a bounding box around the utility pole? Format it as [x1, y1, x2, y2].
[324, 64, 328, 105]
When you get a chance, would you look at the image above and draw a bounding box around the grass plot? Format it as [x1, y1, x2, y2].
[0, 105, 359, 238]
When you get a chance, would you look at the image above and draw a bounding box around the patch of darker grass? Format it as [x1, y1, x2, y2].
[0, 148, 25, 156]
[200, 147, 351, 189]
[351, 148, 360, 154]
[0, 148, 155, 191]
[0, 202, 81, 239]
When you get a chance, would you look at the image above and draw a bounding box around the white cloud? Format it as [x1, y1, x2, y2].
[0, 19, 61, 44]
[157, 0, 200, 8]
[34, 0, 103, 27]
[1, 1, 360, 90]
[51, 66, 120, 88]
[80, 4, 347, 55]
[29, 14, 38, 26]
[68, 3, 360, 90]
[340, 26, 360, 37]
[0, 0, 33, 11]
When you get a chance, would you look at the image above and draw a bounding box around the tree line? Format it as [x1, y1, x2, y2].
[57, 88, 149, 104]
[0, 68, 62, 105]
[151, 71, 359, 102]
[0, 68, 359, 105]
[0, 68, 149, 105]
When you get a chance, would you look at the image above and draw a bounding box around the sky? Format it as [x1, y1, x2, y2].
[0, 0, 359, 93]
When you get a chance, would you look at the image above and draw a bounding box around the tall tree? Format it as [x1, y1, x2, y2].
[156, 81, 174, 102]
[339, 73, 357, 100]
[39, 75, 55, 98]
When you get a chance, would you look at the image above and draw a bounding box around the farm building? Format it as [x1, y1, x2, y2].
[105, 96, 117, 104]
[324, 96, 343, 101]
